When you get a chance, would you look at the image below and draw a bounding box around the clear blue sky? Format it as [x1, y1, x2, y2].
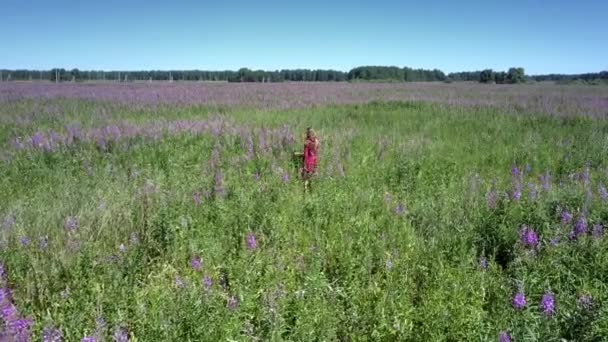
[2, 0, 607, 74]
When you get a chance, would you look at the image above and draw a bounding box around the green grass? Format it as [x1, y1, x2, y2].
[1, 100, 607, 341]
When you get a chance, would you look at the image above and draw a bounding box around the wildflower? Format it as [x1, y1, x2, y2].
[190, 255, 202, 271]
[113, 326, 128, 342]
[393, 203, 405, 216]
[8, 317, 32, 338]
[574, 216, 587, 236]
[550, 237, 560, 247]
[486, 190, 498, 209]
[385, 259, 393, 270]
[519, 225, 539, 248]
[540, 172, 551, 191]
[81, 336, 96, 342]
[19, 236, 29, 247]
[246, 232, 257, 250]
[599, 183, 608, 201]
[592, 224, 604, 238]
[561, 211, 573, 225]
[42, 325, 63, 342]
[498, 331, 511, 342]
[214, 171, 226, 198]
[511, 166, 520, 177]
[281, 172, 290, 183]
[512, 292, 526, 310]
[479, 257, 488, 271]
[1, 303, 17, 320]
[202, 275, 213, 290]
[540, 292, 555, 316]
[64, 216, 78, 233]
[118, 244, 126, 253]
[227, 296, 239, 310]
[577, 294, 593, 310]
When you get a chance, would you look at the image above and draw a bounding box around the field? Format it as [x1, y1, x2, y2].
[1, 81, 608, 341]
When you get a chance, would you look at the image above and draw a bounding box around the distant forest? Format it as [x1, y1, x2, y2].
[0, 66, 606, 84]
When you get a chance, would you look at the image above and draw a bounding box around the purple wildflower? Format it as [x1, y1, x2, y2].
[246, 232, 257, 250]
[498, 331, 511, 342]
[479, 257, 488, 271]
[512, 292, 526, 310]
[577, 294, 593, 310]
[599, 183, 608, 201]
[8, 317, 32, 339]
[202, 275, 213, 290]
[19, 236, 29, 247]
[281, 172, 290, 183]
[486, 190, 498, 209]
[190, 255, 202, 271]
[81, 337, 96, 342]
[561, 211, 573, 225]
[214, 171, 226, 199]
[227, 296, 239, 310]
[511, 166, 520, 177]
[574, 216, 587, 236]
[113, 326, 129, 342]
[392, 202, 405, 215]
[64, 216, 78, 233]
[42, 325, 63, 342]
[592, 224, 604, 238]
[1, 303, 17, 321]
[540, 172, 551, 191]
[519, 225, 539, 248]
[568, 230, 577, 241]
[541, 292, 555, 316]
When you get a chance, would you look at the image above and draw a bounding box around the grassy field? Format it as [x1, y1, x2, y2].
[1, 84, 608, 341]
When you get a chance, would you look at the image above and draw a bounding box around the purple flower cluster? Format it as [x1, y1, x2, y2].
[0, 264, 32, 341]
[246, 232, 257, 250]
[42, 325, 63, 342]
[519, 225, 539, 248]
[64, 216, 79, 233]
[498, 331, 511, 342]
[512, 292, 526, 310]
[190, 255, 202, 271]
[540, 292, 555, 316]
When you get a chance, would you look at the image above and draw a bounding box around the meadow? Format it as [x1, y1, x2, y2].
[1, 82, 608, 341]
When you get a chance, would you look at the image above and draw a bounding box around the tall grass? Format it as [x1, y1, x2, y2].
[0, 99, 607, 340]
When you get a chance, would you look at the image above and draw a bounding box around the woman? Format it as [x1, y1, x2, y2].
[301, 127, 319, 191]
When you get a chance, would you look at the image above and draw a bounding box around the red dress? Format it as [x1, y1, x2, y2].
[302, 138, 318, 175]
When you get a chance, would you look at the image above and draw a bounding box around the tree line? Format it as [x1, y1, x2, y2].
[448, 68, 526, 84]
[0, 67, 606, 83]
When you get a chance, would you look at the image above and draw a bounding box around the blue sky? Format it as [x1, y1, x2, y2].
[2, 0, 607, 74]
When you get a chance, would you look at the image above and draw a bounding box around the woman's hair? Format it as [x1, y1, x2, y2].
[306, 127, 316, 139]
